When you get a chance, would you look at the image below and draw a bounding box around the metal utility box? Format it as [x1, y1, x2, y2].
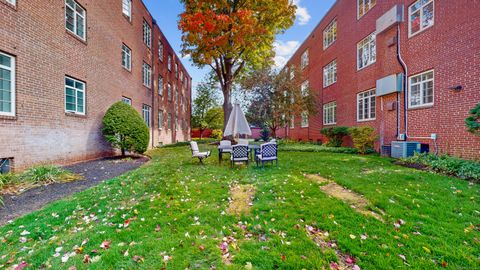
[376, 73, 404, 97]
[376, 4, 404, 34]
[391, 141, 421, 158]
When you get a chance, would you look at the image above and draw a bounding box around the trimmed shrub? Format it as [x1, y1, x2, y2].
[349, 126, 377, 154]
[402, 153, 480, 182]
[320, 126, 349, 147]
[102, 102, 150, 156]
[465, 103, 480, 135]
[210, 129, 223, 140]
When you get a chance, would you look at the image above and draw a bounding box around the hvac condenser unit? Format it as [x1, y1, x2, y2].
[391, 141, 421, 158]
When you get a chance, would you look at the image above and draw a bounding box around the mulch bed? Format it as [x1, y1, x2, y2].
[0, 156, 149, 226]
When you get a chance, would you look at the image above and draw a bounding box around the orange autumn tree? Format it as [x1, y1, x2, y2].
[179, 0, 296, 127]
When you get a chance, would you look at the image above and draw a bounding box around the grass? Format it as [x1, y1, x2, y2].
[0, 145, 479, 269]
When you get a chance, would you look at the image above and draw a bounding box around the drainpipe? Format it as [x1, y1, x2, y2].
[151, 19, 156, 148]
[396, 24, 408, 140]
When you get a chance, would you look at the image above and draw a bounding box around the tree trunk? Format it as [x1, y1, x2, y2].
[121, 147, 126, 157]
[222, 84, 233, 130]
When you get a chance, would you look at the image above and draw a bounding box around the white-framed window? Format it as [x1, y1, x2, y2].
[357, 89, 376, 121]
[323, 19, 337, 49]
[167, 83, 172, 101]
[175, 116, 179, 131]
[122, 0, 132, 20]
[175, 89, 178, 104]
[158, 76, 163, 96]
[65, 76, 85, 115]
[357, 33, 376, 70]
[158, 42, 164, 62]
[301, 50, 309, 69]
[290, 65, 295, 80]
[301, 80, 309, 97]
[409, 70, 434, 108]
[122, 96, 132, 105]
[142, 62, 151, 88]
[121, 44, 131, 71]
[290, 116, 295, 129]
[301, 111, 309, 128]
[0, 52, 15, 117]
[142, 104, 151, 128]
[167, 113, 172, 129]
[6, 0, 16, 6]
[409, 0, 434, 37]
[358, 0, 376, 19]
[158, 110, 164, 130]
[143, 20, 151, 48]
[65, 0, 86, 40]
[175, 63, 178, 78]
[323, 102, 336, 125]
[323, 60, 337, 88]
[168, 55, 172, 71]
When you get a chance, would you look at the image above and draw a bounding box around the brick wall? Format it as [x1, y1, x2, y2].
[0, 0, 191, 171]
[280, 0, 480, 159]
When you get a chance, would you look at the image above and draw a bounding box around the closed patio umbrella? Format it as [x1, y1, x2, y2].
[223, 103, 252, 138]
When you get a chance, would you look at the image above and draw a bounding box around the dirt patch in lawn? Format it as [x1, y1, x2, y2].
[305, 174, 384, 222]
[227, 184, 256, 216]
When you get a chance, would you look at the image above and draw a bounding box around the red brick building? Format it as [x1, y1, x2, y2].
[277, 0, 480, 159]
[0, 0, 192, 171]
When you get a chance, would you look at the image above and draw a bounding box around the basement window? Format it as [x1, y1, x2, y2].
[0, 158, 12, 174]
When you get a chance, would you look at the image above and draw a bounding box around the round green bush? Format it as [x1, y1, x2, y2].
[102, 102, 150, 155]
[465, 103, 480, 135]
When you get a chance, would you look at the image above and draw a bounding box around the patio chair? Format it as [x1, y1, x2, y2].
[256, 142, 278, 167]
[219, 140, 232, 154]
[238, 138, 249, 145]
[231, 144, 249, 167]
[190, 141, 211, 164]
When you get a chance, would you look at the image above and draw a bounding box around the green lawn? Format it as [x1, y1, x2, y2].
[0, 145, 479, 269]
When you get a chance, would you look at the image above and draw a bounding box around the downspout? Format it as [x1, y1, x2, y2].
[396, 24, 408, 140]
[151, 19, 156, 148]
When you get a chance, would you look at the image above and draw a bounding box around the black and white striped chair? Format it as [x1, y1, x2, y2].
[190, 141, 211, 164]
[256, 143, 278, 167]
[231, 144, 249, 167]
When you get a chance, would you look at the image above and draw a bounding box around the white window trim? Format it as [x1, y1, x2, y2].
[122, 96, 132, 105]
[158, 42, 164, 62]
[121, 44, 131, 71]
[290, 116, 295, 129]
[357, 0, 376, 20]
[158, 76, 164, 96]
[0, 52, 15, 117]
[408, 69, 434, 109]
[6, 0, 16, 6]
[301, 50, 309, 69]
[357, 32, 376, 70]
[143, 20, 152, 48]
[323, 19, 337, 50]
[65, 0, 86, 41]
[142, 104, 151, 128]
[142, 62, 151, 88]
[323, 59, 337, 88]
[408, 0, 435, 38]
[301, 112, 309, 128]
[64, 76, 86, 115]
[356, 88, 376, 122]
[301, 80, 309, 97]
[122, 0, 132, 20]
[323, 102, 337, 125]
